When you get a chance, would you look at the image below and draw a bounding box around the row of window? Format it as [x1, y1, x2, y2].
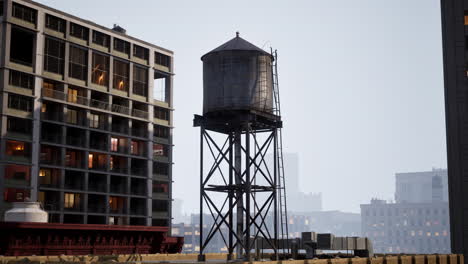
[363, 207, 448, 217]
[12, 2, 170, 65]
[43, 37, 148, 91]
[7, 89, 168, 128]
[10, 25, 169, 102]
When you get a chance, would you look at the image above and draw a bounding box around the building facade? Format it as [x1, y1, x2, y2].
[0, 0, 174, 227]
[440, 0, 468, 255]
[395, 169, 448, 203]
[361, 169, 450, 254]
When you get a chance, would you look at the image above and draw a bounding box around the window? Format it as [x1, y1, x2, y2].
[89, 113, 100, 128]
[111, 137, 118, 152]
[5, 165, 30, 185]
[4, 188, 30, 202]
[45, 14, 65, 33]
[154, 72, 168, 102]
[9, 70, 34, 89]
[88, 154, 94, 169]
[92, 31, 109, 47]
[155, 52, 170, 67]
[67, 109, 77, 124]
[153, 144, 167, 157]
[8, 93, 33, 112]
[153, 162, 169, 175]
[113, 59, 129, 91]
[44, 37, 65, 74]
[91, 52, 109, 86]
[64, 193, 80, 209]
[154, 125, 169, 138]
[133, 45, 148, 60]
[114, 38, 130, 54]
[67, 87, 78, 103]
[133, 65, 147, 96]
[69, 45, 87, 80]
[70, 23, 88, 41]
[6, 140, 30, 158]
[153, 182, 168, 193]
[154, 107, 169, 120]
[10, 27, 34, 66]
[7, 117, 31, 135]
[66, 150, 83, 168]
[131, 141, 139, 155]
[12, 3, 36, 24]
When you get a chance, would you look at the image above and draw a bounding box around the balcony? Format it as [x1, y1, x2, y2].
[40, 145, 62, 166]
[131, 167, 147, 177]
[110, 176, 127, 194]
[43, 88, 66, 101]
[111, 104, 130, 115]
[132, 108, 148, 119]
[110, 167, 128, 175]
[109, 196, 127, 214]
[88, 152, 107, 172]
[90, 99, 109, 111]
[41, 123, 62, 144]
[112, 117, 129, 134]
[39, 191, 61, 211]
[5, 140, 31, 163]
[88, 173, 107, 192]
[43, 87, 89, 107]
[130, 198, 146, 216]
[64, 170, 85, 190]
[131, 178, 147, 196]
[90, 132, 108, 151]
[65, 149, 85, 169]
[39, 168, 61, 188]
[88, 194, 106, 213]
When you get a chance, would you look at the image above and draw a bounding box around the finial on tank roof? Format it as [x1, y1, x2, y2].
[236, 31, 239, 38]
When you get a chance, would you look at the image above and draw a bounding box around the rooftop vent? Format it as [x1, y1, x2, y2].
[112, 24, 126, 34]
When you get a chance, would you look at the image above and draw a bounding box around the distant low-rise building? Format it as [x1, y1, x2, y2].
[287, 210, 361, 238]
[361, 169, 450, 254]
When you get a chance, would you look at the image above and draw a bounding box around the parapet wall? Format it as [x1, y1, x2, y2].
[0, 253, 463, 264]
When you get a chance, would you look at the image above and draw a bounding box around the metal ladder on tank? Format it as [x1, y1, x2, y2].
[271, 49, 290, 255]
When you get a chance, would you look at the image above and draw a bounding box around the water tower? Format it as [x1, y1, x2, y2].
[194, 33, 288, 260]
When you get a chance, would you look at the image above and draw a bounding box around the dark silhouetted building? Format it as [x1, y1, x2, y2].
[440, 0, 468, 255]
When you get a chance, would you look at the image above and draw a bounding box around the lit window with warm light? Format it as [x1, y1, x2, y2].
[92, 52, 109, 86]
[6, 140, 30, 158]
[113, 59, 129, 91]
[88, 154, 93, 168]
[111, 138, 119, 152]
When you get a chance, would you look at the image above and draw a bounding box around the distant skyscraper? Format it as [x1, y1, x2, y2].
[440, 0, 468, 255]
[267, 153, 322, 212]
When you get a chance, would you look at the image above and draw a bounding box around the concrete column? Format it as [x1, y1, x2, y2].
[128, 62, 133, 97]
[107, 56, 114, 92]
[30, 8, 45, 201]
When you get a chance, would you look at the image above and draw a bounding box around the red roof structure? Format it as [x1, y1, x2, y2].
[0, 222, 183, 256]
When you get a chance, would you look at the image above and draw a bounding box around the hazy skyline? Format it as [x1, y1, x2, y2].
[36, 0, 447, 213]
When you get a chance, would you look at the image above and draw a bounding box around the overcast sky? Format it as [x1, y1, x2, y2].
[36, 0, 447, 213]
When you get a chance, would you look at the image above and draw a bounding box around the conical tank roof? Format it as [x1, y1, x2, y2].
[201, 32, 273, 60]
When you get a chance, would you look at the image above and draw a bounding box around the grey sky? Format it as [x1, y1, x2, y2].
[35, 0, 446, 213]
